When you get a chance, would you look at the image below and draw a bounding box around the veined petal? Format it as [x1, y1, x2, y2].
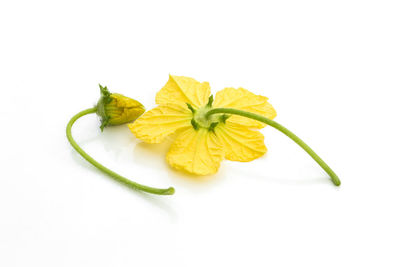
[128, 104, 192, 143]
[214, 87, 277, 128]
[215, 121, 267, 162]
[166, 128, 224, 175]
[156, 75, 211, 108]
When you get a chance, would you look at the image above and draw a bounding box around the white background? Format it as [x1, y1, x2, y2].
[1, 0, 399, 266]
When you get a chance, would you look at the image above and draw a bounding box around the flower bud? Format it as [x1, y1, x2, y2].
[96, 85, 145, 131]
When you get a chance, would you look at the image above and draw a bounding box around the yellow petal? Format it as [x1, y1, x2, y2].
[166, 128, 224, 175]
[128, 104, 192, 143]
[156, 75, 211, 108]
[213, 87, 277, 128]
[215, 121, 267, 162]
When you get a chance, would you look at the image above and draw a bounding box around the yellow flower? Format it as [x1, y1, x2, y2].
[97, 85, 145, 131]
[128, 75, 276, 175]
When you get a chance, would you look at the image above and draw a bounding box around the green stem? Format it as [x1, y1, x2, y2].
[207, 108, 341, 186]
[66, 107, 175, 195]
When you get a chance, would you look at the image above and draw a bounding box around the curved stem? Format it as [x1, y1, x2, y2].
[66, 108, 175, 195]
[207, 108, 341, 186]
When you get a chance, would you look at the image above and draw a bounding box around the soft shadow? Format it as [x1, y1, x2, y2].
[76, 125, 136, 153]
[132, 140, 172, 169]
[70, 147, 99, 170]
[132, 139, 227, 193]
[164, 152, 228, 193]
[231, 164, 338, 187]
[166, 164, 227, 185]
[114, 181, 178, 222]
[67, 140, 177, 220]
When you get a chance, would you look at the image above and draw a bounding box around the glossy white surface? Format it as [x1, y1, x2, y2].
[1, 0, 399, 266]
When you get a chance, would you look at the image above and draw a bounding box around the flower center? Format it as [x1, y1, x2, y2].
[187, 96, 229, 131]
[193, 106, 220, 128]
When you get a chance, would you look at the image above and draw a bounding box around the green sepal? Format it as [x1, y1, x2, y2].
[100, 116, 110, 132]
[208, 122, 219, 132]
[186, 103, 196, 113]
[206, 95, 214, 107]
[96, 84, 112, 130]
[99, 84, 112, 103]
[191, 118, 199, 130]
[220, 114, 230, 123]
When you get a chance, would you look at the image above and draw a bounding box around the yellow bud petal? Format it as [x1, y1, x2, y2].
[106, 93, 145, 125]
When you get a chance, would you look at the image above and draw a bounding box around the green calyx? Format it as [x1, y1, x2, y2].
[187, 95, 229, 131]
[96, 84, 113, 131]
[96, 84, 145, 131]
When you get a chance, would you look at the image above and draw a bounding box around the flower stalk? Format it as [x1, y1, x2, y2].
[206, 108, 341, 186]
[66, 107, 175, 195]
